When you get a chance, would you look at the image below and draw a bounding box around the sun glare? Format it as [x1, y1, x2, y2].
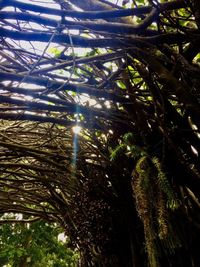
[72, 125, 82, 134]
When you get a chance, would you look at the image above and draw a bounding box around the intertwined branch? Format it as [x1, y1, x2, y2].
[0, 0, 200, 265]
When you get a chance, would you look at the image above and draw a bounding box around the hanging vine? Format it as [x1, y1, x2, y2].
[132, 156, 181, 267]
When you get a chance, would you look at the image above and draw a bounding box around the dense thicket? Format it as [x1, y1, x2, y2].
[0, 0, 200, 266]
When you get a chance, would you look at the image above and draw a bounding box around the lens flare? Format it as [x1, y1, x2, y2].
[72, 125, 82, 134]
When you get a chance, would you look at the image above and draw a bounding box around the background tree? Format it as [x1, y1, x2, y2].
[0, 0, 200, 266]
[0, 216, 79, 267]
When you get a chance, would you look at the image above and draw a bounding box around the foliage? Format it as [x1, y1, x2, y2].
[110, 132, 147, 161]
[0, 219, 79, 267]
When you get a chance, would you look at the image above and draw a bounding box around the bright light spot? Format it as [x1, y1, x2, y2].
[72, 125, 82, 134]
[191, 145, 198, 156]
[105, 100, 111, 108]
[58, 232, 67, 242]
[16, 213, 23, 220]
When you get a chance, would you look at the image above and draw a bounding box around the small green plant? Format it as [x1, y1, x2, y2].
[110, 132, 146, 161]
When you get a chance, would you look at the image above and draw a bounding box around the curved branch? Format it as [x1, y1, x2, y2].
[0, 0, 186, 19]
